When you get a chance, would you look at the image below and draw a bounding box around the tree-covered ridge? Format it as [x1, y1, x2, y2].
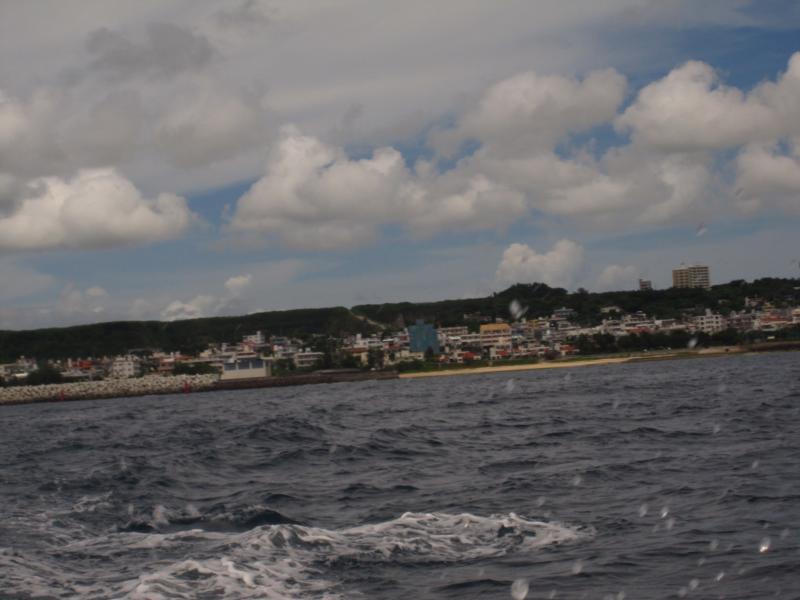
[0, 307, 373, 362]
[1, 277, 798, 362]
[352, 278, 800, 327]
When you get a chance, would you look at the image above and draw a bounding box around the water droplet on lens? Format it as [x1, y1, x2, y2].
[511, 578, 529, 600]
[689, 578, 699, 591]
[152, 504, 169, 528]
[780, 528, 789, 539]
[638, 503, 648, 517]
[660, 506, 670, 518]
[571, 474, 583, 486]
[716, 382, 728, 394]
[616, 592, 626, 600]
[505, 379, 516, 393]
[510, 300, 528, 320]
[687, 336, 698, 349]
[678, 586, 687, 597]
[751, 460, 760, 469]
[612, 399, 620, 410]
[571, 560, 583, 575]
[536, 496, 546, 507]
[712, 423, 721, 434]
[709, 538, 719, 551]
[548, 590, 557, 599]
[759, 537, 771, 553]
[697, 557, 706, 566]
[666, 517, 675, 530]
[715, 571, 725, 582]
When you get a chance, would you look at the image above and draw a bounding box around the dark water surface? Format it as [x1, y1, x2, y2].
[1, 353, 799, 599]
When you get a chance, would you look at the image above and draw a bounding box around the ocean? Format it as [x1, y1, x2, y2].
[1, 352, 798, 599]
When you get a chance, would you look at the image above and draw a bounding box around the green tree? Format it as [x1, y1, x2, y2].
[26, 363, 63, 385]
[173, 362, 218, 375]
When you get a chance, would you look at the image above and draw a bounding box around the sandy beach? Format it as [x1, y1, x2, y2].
[398, 356, 635, 378]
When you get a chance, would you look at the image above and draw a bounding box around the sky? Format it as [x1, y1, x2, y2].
[1, 0, 799, 330]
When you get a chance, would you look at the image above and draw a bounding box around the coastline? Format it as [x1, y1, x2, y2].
[397, 346, 772, 379]
[399, 356, 633, 378]
[1, 343, 796, 407]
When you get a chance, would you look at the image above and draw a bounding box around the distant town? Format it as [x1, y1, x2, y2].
[2, 264, 800, 388]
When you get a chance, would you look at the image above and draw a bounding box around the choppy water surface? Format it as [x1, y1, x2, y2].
[1, 353, 799, 599]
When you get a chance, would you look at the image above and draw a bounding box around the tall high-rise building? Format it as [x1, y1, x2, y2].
[672, 264, 710, 289]
[638, 279, 653, 291]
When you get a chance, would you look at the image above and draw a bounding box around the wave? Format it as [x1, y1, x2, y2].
[1, 511, 585, 599]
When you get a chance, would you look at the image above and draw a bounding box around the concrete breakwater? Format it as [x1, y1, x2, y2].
[0, 374, 219, 406]
[0, 370, 400, 407]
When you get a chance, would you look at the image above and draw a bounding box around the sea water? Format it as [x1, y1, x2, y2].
[1, 352, 798, 598]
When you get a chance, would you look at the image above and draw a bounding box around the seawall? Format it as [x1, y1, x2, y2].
[0, 370, 400, 407]
[0, 374, 219, 407]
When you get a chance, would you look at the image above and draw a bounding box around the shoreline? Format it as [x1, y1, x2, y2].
[397, 345, 787, 379]
[2, 343, 797, 407]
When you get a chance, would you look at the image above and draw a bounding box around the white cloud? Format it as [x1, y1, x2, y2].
[0, 1, 774, 197]
[161, 295, 219, 321]
[229, 127, 531, 249]
[161, 270, 271, 321]
[224, 273, 253, 296]
[0, 169, 195, 251]
[154, 85, 267, 168]
[616, 52, 800, 151]
[85, 286, 109, 298]
[57, 284, 113, 319]
[495, 239, 584, 289]
[596, 264, 638, 291]
[432, 68, 626, 157]
[734, 142, 800, 215]
[230, 127, 416, 249]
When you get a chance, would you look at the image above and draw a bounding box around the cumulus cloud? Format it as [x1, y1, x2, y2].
[596, 264, 638, 291]
[161, 295, 219, 321]
[616, 52, 800, 151]
[59, 284, 111, 316]
[0, 169, 195, 251]
[432, 68, 626, 157]
[734, 142, 800, 214]
[229, 127, 530, 249]
[230, 127, 417, 249]
[495, 239, 584, 289]
[224, 273, 253, 296]
[161, 272, 266, 321]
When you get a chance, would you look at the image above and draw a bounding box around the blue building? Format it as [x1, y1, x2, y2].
[408, 320, 440, 354]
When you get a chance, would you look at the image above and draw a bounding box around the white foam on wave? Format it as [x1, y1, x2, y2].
[2, 511, 585, 599]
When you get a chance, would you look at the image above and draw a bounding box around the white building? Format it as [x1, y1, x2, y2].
[243, 331, 266, 346]
[294, 351, 325, 369]
[693, 310, 726, 334]
[109, 355, 142, 379]
[220, 355, 271, 380]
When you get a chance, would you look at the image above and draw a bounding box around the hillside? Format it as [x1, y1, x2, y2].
[0, 307, 374, 362]
[351, 278, 800, 327]
[1, 277, 798, 362]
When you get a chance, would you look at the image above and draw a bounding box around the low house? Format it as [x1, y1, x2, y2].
[220, 354, 272, 380]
